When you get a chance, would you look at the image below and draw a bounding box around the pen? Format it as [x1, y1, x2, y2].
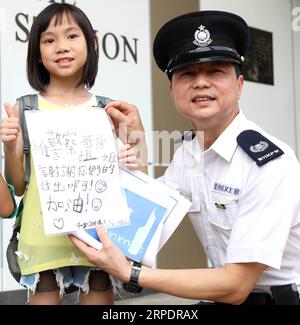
[215, 202, 226, 209]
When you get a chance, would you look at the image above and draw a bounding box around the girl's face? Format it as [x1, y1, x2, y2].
[39, 12, 88, 83]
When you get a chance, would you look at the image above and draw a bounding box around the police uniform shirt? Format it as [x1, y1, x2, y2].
[160, 111, 300, 292]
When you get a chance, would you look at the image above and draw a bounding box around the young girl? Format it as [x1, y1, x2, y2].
[0, 3, 139, 305]
[0, 174, 16, 218]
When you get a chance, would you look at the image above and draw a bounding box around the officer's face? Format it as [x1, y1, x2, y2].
[169, 61, 244, 133]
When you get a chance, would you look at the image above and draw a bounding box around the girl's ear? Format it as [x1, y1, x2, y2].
[93, 33, 99, 51]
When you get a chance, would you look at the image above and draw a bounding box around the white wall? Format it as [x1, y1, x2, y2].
[200, 0, 298, 153]
[0, 0, 152, 291]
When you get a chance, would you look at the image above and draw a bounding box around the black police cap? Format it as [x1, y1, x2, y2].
[153, 10, 249, 79]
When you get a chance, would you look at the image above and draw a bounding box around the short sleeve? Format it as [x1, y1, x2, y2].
[226, 157, 300, 269]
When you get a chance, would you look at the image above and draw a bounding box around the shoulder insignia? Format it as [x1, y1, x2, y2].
[237, 130, 284, 166]
[175, 129, 196, 143]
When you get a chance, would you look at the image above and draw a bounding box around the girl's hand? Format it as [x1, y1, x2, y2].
[0, 103, 20, 152]
[118, 143, 139, 170]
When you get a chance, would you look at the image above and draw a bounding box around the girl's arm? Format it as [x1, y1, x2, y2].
[0, 175, 15, 218]
[1, 103, 25, 196]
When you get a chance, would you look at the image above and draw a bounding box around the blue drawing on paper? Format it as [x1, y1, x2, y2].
[85, 188, 167, 262]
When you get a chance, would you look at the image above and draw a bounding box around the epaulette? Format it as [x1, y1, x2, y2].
[237, 130, 284, 166]
[175, 129, 196, 143]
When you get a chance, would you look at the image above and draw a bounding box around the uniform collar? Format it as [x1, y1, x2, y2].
[186, 110, 249, 163]
[207, 110, 248, 162]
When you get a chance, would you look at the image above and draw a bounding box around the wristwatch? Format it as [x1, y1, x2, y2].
[123, 261, 143, 293]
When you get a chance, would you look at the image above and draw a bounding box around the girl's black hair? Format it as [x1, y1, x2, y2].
[27, 3, 99, 91]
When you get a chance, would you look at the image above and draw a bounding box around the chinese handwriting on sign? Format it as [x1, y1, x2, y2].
[25, 108, 129, 235]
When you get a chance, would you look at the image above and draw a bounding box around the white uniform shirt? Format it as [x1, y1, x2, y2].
[160, 111, 300, 292]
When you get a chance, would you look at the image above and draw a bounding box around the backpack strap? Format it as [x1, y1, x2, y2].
[18, 94, 39, 184]
[95, 95, 112, 108]
[95, 95, 118, 139]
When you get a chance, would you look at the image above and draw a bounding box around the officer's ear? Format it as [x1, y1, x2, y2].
[169, 79, 174, 98]
[237, 74, 244, 100]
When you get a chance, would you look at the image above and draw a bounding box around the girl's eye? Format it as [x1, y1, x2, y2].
[44, 39, 55, 44]
[68, 34, 79, 39]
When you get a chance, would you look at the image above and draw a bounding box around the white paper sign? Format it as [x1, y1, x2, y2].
[25, 108, 130, 235]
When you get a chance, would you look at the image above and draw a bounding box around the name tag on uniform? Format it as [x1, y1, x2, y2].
[212, 182, 241, 198]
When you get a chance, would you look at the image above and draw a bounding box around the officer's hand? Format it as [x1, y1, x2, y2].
[69, 226, 132, 283]
[118, 143, 140, 170]
[105, 101, 148, 172]
[105, 100, 145, 144]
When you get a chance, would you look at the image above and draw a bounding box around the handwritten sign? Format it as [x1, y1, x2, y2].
[25, 108, 130, 235]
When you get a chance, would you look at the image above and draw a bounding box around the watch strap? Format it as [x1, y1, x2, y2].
[131, 261, 141, 284]
[123, 261, 143, 293]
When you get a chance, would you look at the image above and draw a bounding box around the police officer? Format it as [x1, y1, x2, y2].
[70, 10, 300, 305]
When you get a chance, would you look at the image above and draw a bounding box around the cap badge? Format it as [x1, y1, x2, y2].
[250, 141, 269, 153]
[193, 25, 212, 47]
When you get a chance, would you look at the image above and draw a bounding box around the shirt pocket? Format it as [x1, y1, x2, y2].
[207, 196, 239, 230]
